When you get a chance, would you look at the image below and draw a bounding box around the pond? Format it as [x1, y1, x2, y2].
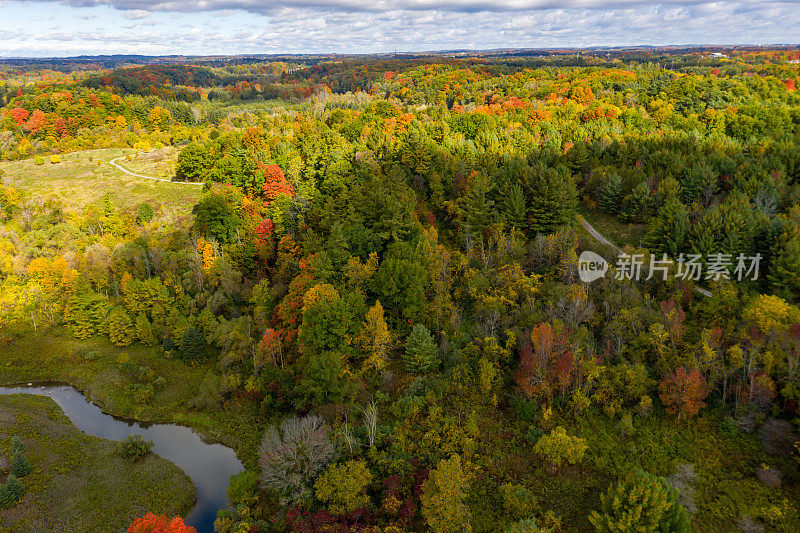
[0, 384, 243, 533]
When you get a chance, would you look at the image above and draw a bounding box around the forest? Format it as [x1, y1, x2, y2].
[1, 47, 800, 532]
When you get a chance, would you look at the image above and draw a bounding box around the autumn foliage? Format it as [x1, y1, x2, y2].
[127, 513, 196, 533]
[658, 367, 709, 419]
[259, 163, 295, 204]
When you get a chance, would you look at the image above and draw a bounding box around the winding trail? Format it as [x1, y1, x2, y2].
[579, 216, 713, 298]
[109, 152, 203, 185]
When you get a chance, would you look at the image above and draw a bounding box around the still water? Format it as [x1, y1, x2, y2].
[0, 383, 243, 532]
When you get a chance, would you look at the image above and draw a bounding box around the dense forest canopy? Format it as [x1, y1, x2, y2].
[1, 47, 800, 532]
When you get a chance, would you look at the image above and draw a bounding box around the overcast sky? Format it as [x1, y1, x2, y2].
[0, 1, 798, 57]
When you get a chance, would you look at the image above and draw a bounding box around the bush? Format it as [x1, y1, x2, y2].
[227, 470, 259, 507]
[136, 202, 155, 225]
[314, 460, 373, 515]
[121, 434, 153, 461]
[34, 155, 45, 165]
[259, 415, 335, 507]
[50, 155, 61, 164]
[533, 426, 587, 468]
[10, 436, 24, 456]
[3, 475, 25, 504]
[0, 486, 13, 509]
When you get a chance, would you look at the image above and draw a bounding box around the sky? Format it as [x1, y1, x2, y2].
[0, 1, 799, 57]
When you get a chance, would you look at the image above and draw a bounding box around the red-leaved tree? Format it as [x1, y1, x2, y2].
[259, 163, 295, 204]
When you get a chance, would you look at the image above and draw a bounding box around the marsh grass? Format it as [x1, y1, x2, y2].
[0, 328, 264, 467]
[0, 394, 195, 532]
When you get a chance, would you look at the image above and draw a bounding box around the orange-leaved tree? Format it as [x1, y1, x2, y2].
[658, 367, 708, 419]
[128, 513, 196, 533]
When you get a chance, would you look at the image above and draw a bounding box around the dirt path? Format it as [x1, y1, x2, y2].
[109, 153, 203, 185]
[579, 216, 712, 298]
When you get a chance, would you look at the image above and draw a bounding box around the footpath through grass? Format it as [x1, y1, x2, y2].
[580, 207, 648, 249]
[0, 148, 200, 213]
[0, 328, 264, 467]
[0, 394, 195, 532]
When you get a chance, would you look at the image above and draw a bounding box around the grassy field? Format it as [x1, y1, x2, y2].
[580, 207, 648, 249]
[0, 329, 265, 468]
[117, 146, 180, 180]
[0, 148, 200, 213]
[0, 394, 195, 532]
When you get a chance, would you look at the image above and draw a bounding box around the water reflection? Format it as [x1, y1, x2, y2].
[0, 384, 243, 532]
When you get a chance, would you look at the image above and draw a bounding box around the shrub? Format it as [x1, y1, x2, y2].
[500, 483, 538, 521]
[189, 371, 222, 410]
[259, 415, 336, 507]
[50, 155, 61, 164]
[314, 460, 373, 515]
[226, 470, 259, 507]
[533, 426, 587, 468]
[34, 155, 45, 165]
[11, 436, 24, 456]
[121, 434, 153, 461]
[403, 323, 438, 373]
[0, 485, 13, 509]
[4, 475, 25, 503]
[136, 202, 155, 225]
[589, 470, 689, 533]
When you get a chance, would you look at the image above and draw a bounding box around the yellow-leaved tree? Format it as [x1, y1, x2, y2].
[421, 454, 472, 533]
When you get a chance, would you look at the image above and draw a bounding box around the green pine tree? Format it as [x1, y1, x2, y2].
[644, 197, 689, 256]
[181, 327, 207, 361]
[3, 475, 25, 504]
[599, 172, 623, 214]
[589, 470, 689, 533]
[502, 182, 527, 230]
[10, 453, 30, 478]
[768, 233, 800, 301]
[526, 166, 577, 234]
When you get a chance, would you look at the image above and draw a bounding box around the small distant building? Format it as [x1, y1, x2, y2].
[710, 52, 728, 58]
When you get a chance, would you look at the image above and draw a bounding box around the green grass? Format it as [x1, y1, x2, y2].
[0, 328, 265, 468]
[0, 393, 195, 532]
[580, 207, 648, 249]
[574, 409, 800, 532]
[0, 148, 200, 213]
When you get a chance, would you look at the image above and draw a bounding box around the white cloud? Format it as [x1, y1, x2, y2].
[123, 9, 150, 19]
[1, 1, 799, 56]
